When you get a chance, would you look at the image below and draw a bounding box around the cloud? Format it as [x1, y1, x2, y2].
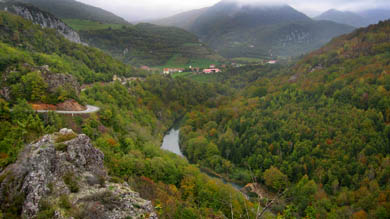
[77, 0, 390, 21]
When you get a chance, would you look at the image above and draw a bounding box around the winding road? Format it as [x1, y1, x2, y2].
[35, 105, 100, 114]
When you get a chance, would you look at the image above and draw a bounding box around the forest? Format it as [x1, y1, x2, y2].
[0, 10, 253, 218]
[180, 21, 390, 218]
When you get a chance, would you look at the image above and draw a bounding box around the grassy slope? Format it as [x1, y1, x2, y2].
[77, 22, 224, 67]
[63, 19, 126, 31]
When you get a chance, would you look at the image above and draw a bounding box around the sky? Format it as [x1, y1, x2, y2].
[77, 0, 390, 21]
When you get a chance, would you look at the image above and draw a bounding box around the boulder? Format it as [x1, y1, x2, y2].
[0, 129, 157, 218]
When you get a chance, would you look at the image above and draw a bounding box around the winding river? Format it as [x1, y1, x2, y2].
[161, 128, 245, 193]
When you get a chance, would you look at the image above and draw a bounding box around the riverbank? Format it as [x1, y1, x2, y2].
[161, 127, 253, 200]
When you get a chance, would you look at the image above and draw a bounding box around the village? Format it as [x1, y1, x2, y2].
[160, 59, 278, 75]
[162, 64, 222, 75]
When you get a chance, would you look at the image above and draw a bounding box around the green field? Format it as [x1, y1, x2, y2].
[231, 57, 264, 64]
[171, 71, 193, 78]
[171, 71, 220, 83]
[63, 19, 127, 31]
[155, 57, 221, 70]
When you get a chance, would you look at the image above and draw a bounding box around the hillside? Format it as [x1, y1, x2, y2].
[0, 9, 255, 219]
[0, 10, 141, 106]
[151, 7, 209, 31]
[78, 23, 224, 67]
[19, 0, 127, 24]
[0, 1, 81, 43]
[179, 19, 390, 218]
[315, 9, 370, 27]
[154, 0, 355, 58]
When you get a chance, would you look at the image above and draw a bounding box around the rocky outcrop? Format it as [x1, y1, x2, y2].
[0, 64, 81, 101]
[0, 128, 157, 218]
[1, 2, 82, 43]
[39, 65, 81, 95]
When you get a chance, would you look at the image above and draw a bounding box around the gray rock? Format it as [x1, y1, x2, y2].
[0, 129, 157, 218]
[41, 70, 81, 95]
[1, 2, 82, 43]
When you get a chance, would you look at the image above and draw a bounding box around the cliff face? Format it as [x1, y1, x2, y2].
[0, 128, 157, 218]
[1, 2, 82, 43]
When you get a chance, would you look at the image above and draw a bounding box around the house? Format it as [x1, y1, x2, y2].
[163, 68, 185, 74]
[203, 68, 221, 74]
[140, 65, 151, 71]
[267, 60, 277, 64]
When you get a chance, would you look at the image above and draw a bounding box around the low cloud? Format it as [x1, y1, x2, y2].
[78, 0, 390, 21]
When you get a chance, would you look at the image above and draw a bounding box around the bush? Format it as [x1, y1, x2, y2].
[59, 194, 72, 210]
[36, 199, 55, 219]
[56, 133, 77, 143]
[55, 143, 68, 152]
[63, 172, 80, 193]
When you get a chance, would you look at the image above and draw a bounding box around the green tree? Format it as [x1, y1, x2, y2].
[263, 166, 288, 191]
[21, 72, 48, 102]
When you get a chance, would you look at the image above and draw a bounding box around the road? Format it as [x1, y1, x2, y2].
[35, 105, 100, 114]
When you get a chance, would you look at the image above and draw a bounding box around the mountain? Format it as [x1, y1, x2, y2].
[315, 9, 369, 27]
[0, 1, 81, 43]
[154, 0, 354, 58]
[77, 23, 224, 67]
[5, 0, 222, 67]
[18, 0, 127, 24]
[358, 8, 390, 25]
[0, 9, 254, 218]
[180, 19, 390, 218]
[151, 7, 209, 31]
[0, 9, 139, 102]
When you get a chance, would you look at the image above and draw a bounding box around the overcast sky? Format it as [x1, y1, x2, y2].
[77, 0, 390, 21]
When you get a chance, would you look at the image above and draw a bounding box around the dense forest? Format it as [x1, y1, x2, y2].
[0, 10, 253, 218]
[1, 3, 390, 219]
[180, 21, 390, 218]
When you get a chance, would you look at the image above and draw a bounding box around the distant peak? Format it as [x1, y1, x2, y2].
[220, 0, 288, 7]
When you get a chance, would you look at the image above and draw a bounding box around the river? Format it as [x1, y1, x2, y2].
[161, 128, 246, 193]
[161, 128, 183, 156]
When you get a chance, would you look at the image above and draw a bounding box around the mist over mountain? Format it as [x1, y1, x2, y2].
[315, 9, 369, 27]
[315, 8, 390, 28]
[359, 8, 390, 25]
[154, 0, 354, 58]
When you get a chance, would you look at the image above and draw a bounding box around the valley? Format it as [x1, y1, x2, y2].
[0, 0, 389, 218]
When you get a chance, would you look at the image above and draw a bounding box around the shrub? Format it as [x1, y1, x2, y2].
[55, 143, 68, 152]
[59, 194, 72, 210]
[56, 133, 77, 143]
[36, 199, 55, 219]
[63, 172, 80, 193]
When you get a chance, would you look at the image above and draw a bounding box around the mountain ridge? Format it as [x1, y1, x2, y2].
[153, 0, 355, 58]
[18, 0, 128, 24]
